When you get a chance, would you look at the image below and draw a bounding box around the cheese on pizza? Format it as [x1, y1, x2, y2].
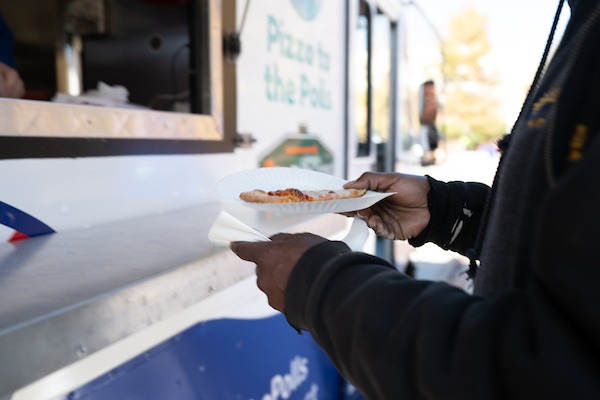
[240, 188, 366, 203]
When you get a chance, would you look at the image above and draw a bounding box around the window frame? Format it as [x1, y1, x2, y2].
[0, 0, 237, 159]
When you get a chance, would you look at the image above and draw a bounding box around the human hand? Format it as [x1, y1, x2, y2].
[343, 172, 430, 240]
[230, 233, 328, 312]
[0, 62, 25, 98]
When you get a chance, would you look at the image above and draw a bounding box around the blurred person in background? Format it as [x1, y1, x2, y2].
[231, 0, 600, 398]
[0, 11, 25, 98]
[419, 80, 442, 166]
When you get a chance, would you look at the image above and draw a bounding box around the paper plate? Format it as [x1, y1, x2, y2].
[216, 167, 395, 214]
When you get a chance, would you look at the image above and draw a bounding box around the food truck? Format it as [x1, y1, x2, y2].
[0, 0, 408, 398]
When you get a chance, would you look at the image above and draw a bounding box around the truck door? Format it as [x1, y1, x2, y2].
[346, 0, 402, 263]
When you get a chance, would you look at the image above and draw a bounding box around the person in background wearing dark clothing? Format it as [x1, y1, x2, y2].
[231, 0, 600, 399]
[419, 80, 441, 166]
[0, 11, 24, 98]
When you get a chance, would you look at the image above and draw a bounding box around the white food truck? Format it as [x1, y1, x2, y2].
[0, 0, 410, 398]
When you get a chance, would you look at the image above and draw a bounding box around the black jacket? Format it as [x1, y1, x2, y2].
[284, 1, 600, 398]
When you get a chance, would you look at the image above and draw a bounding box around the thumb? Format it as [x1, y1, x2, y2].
[230, 241, 265, 261]
[344, 179, 367, 190]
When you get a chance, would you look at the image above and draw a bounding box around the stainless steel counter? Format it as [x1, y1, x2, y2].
[0, 202, 347, 399]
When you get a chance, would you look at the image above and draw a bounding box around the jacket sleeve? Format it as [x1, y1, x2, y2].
[284, 141, 600, 399]
[408, 176, 490, 256]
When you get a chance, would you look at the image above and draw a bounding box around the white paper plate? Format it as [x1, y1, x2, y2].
[216, 167, 395, 214]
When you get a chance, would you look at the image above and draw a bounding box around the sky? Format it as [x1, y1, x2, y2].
[401, 0, 570, 127]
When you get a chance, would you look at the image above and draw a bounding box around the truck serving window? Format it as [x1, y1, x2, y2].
[0, 0, 236, 159]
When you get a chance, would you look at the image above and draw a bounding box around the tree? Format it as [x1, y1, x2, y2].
[441, 7, 505, 148]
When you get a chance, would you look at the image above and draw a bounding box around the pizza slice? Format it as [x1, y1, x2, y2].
[239, 188, 366, 204]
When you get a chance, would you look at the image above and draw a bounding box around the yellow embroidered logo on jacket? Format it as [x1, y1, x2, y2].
[527, 87, 561, 129]
[527, 86, 590, 165]
[568, 124, 589, 163]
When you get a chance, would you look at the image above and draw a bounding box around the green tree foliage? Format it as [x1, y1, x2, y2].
[441, 7, 505, 148]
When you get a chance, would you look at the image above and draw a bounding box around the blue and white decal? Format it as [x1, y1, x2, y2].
[0, 201, 55, 242]
[289, 0, 324, 21]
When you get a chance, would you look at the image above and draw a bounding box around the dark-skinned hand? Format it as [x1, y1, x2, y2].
[230, 232, 328, 312]
[343, 172, 430, 240]
[0, 62, 25, 98]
